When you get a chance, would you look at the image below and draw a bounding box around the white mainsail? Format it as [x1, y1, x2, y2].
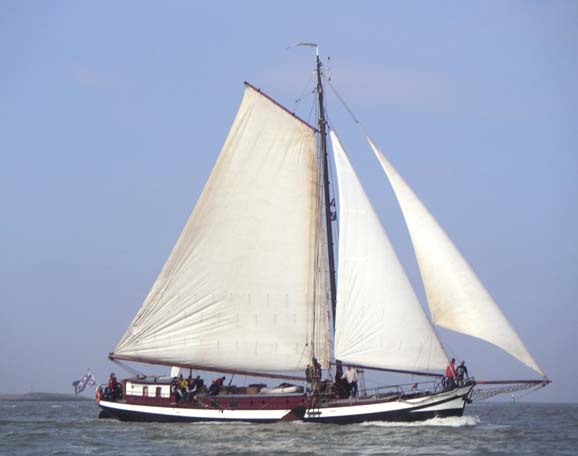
[332, 132, 449, 372]
[113, 84, 329, 372]
[367, 138, 544, 376]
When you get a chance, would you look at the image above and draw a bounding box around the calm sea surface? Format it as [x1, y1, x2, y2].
[1, 400, 576, 455]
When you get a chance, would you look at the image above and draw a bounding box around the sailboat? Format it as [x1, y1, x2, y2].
[96, 47, 549, 423]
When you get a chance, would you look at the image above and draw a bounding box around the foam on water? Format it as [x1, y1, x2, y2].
[188, 420, 252, 426]
[361, 415, 480, 427]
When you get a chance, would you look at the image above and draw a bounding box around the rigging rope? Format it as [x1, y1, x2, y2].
[292, 71, 314, 110]
[111, 359, 146, 377]
[324, 77, 364, 133]
[307, 93, 316, 126]
[472, 382, 547, 401]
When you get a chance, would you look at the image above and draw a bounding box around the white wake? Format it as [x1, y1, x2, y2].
[360, 415, 480, 428]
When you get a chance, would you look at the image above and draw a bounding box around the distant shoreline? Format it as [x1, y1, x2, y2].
[0, 392, 92, 401]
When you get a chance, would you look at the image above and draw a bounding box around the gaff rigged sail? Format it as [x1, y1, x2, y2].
[112, 85, 329, 372]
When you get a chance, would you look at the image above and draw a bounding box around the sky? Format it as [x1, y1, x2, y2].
[1, 1, 577, 403]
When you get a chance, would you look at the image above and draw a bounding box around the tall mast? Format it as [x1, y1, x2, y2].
[315, 51, 338, 328]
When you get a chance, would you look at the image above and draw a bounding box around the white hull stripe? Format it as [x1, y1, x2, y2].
[99, 400, 292, 421]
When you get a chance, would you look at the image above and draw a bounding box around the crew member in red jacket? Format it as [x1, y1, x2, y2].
[445, 358, 456, 389]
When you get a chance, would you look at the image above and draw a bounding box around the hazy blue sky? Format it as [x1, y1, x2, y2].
[1, 1, 576, 403]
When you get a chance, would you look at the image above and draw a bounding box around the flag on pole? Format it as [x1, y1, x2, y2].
[72, 369, 96, 394]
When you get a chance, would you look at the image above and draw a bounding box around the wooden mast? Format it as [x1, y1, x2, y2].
[315, 51, 338, 328]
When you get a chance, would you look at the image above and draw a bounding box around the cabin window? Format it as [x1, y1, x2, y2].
[156, 387, 162, 398]
[142, 386, 148, 397]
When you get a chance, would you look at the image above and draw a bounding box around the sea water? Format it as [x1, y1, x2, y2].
[1, 400, 576, 455]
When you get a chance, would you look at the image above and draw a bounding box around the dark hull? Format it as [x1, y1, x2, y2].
[100, 403, 463, 424]
[98, 385, 473, 424]
[303, 395, 467, 425]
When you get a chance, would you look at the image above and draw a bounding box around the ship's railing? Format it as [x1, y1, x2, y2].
[363, 380, 441, 399]
[304, 375, 479, 405]
[314, 378, 451, 403]
[360, 377, 476, 400]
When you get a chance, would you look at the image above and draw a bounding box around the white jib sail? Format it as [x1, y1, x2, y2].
[113, 85, 328, 372]
[367, 138, 544, 376]
[331, 132, 448, 372]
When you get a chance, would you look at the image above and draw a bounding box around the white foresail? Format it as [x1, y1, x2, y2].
[113, 85, 329, 372]
[331, 132, 449, 372]
[367, 138, 544, 376]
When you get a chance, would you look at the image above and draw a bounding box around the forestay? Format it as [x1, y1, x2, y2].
[331, 132, 448, 372]
[367, 138, 544, 376]
[113, 85, 329, 372]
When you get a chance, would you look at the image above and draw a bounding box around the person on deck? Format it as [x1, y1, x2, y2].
[312, 357, 322, 393]
[108, 373, 118, 400]
[188, 375, 205, 396]
[178, 374, 188, 400]
[456, 361, 469, 386]
[209, 376, 225, 395]
[187, 375, 198, 395]
[196, 376, 206, 394]
[178, 374, 187, 390]
[445, 358, 457, 389]
[341, 365, 358, 397]
[334, 360, 348, 398]
[171, 376, 183, 402]
[306, 358, 322, 393]
[313, 358, 321, 379]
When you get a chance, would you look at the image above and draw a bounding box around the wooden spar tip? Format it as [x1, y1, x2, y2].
[109, 353, 306, 382]
[243, 81, 318, 133]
